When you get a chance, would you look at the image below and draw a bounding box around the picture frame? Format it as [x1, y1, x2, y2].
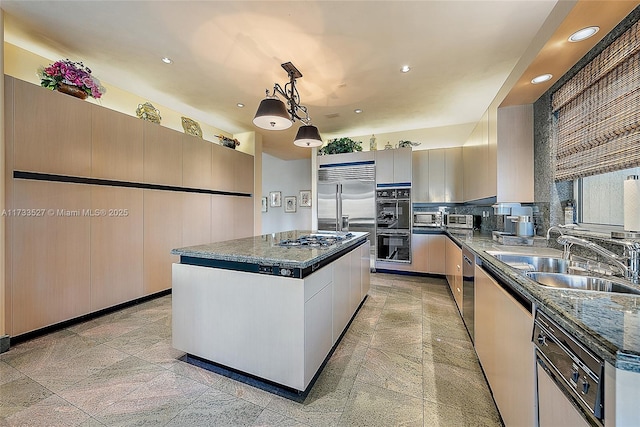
[299, 190, 312, 207]
[269, 191, 282, 207]
[261, 197, 268, 212]
[284, 196, 297, 213]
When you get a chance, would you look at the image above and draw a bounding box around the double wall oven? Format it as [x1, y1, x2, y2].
[376, 185, 411, 263]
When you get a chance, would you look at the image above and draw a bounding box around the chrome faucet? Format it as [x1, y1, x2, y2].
[556, 235, 640, 283]
[546, 225, 568, 241]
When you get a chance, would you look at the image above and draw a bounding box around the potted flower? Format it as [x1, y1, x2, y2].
[38, 59, 106, 99]
[318, 137, 363, 155]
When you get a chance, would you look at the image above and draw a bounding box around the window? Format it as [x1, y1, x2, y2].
[578, 166, 640, 226]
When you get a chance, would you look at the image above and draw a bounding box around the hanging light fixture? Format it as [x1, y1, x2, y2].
[253, 62, 323, 148]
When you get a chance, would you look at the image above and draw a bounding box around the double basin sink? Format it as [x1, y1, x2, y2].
[486, 251, 640, 295]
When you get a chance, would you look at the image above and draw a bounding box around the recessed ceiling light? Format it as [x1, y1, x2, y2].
[401, 65, 411, 73]
[354, 109, 363, 114]
[237, 103, 245, 108]
[568, 26, 600, 42]
[531, 74, 553, 84]
[161, 57, 172, 64]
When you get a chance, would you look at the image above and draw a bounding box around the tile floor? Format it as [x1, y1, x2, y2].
[0, 273, 502, 426]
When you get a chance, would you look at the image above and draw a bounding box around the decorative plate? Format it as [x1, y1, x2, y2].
[136, 102, 161, 124]
[181, 116, 203, 138]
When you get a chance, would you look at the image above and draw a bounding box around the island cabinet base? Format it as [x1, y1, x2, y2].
[172, 241, 370, 393]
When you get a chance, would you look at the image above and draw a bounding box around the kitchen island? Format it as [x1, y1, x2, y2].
[171, 230, 370, 394]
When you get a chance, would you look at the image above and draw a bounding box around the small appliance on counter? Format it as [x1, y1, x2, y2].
[445, 214, 473, 229]
[413, 211, 442, 228]
[492, 203, 544, 246]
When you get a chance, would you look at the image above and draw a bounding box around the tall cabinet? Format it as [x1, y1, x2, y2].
[463, 105, 533, 202]
[4, 76, 255, 336]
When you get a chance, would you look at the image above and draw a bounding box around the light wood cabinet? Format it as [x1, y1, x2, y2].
[375, 147, 412, 185]
[412, 151, 429, 202]
[11, 180, 92, 335]
[13, 78, 92, 177]
[317, 150, 375, 166]
[90, 186, 144, 311]
[4, 77, 256, 337]
[233, 197, 255, 238]
[496, 104, 534, 203]
[412, 148, 463, 203]
[463, 105, 533, 203]
[234, 150, 254, 194]
[475, 265, 535, 427]
[427, 235, 446, 274]
[428, 149, 446, 202]
[91, 106, 144, 182]
[143, 121, 183, 186]
[183, 135, 213, 190]
[537, 365, 590, 427]
[211, 195, 235, 242]
[444, 147, 463, 202]
[143, 190, 183, 294]
[182, 193, 212, 247]
[212, 143, 235, 192]
[463, 111, 491, 202]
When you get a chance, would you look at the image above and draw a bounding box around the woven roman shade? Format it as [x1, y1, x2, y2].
[552, 19, 640, 181]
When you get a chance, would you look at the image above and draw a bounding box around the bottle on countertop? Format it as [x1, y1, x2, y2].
[564, 201, 575, 225]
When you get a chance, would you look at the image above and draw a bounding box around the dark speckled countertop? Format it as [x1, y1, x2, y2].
[171, 230, 369, 269]
[450, 231, 640, 373]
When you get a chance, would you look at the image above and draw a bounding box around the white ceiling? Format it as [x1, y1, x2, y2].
[2, 0, 564, 159]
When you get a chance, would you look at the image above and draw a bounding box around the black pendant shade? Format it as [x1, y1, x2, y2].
[252, 97, 292, 130]
[293, 125, 323, 147]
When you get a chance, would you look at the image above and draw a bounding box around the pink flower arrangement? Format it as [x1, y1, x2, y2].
[38, 59, 106, 99]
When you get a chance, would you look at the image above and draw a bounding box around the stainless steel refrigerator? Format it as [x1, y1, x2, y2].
[317, 161, 375, 249]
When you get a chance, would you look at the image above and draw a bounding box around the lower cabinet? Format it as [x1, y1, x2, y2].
[475, 265, 535, 427]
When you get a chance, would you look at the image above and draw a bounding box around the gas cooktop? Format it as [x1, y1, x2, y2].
[278, 233, 354, 248]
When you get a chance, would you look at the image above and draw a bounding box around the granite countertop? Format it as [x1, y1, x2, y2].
[450, 232, 640, 373]
[171, 230, 369, 269]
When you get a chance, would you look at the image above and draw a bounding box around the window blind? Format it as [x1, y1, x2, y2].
[552, 19, 640, 181]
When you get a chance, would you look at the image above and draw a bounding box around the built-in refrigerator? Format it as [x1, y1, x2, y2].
[317, 161, 376, 251]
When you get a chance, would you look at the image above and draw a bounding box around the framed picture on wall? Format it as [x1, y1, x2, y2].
[284, 196, 297, 213]
[261, 197, 268, 212]
[299, 190, 311, 207]
[269, 191, 281, 207]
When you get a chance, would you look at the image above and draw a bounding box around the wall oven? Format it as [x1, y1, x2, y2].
[376, 186, 411, 263]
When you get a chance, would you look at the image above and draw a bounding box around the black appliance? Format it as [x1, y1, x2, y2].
[462, 246, 475, 341]
[376, 186, 411, 263]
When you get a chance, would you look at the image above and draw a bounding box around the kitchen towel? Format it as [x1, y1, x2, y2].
[624, 175, 640, 232]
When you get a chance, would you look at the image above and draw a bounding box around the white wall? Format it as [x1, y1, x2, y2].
[261, 153, 312, 234]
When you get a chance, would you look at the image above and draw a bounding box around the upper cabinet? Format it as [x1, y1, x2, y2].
[496, 105, 534, 203]
[13, 78, 92, 177]
[463, 105, 533, 203]
[143, 121, 183, 187]
[412, 147, 463, 203]
[316, 150, 375, 166]
[91, 106, 144, 182]
[375, 147, 412, 185]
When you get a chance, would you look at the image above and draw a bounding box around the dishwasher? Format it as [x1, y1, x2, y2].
[533, 310, 604, 427]
[461, 246, 475, 341]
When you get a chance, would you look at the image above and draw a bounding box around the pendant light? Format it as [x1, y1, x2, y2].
[293, 124, 323, 147]
[253, 62, 323, 147]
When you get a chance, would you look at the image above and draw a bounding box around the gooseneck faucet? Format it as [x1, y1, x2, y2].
[556, 235, 640, 283]
[546, 225, 568, 241]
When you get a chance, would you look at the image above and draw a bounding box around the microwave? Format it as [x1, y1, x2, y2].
[446, 214, 473, 229]
[413, 212, 442, 227]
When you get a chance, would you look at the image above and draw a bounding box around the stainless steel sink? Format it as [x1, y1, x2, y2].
[489, 253, 584, 274]
[527, 272, 640, 295]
